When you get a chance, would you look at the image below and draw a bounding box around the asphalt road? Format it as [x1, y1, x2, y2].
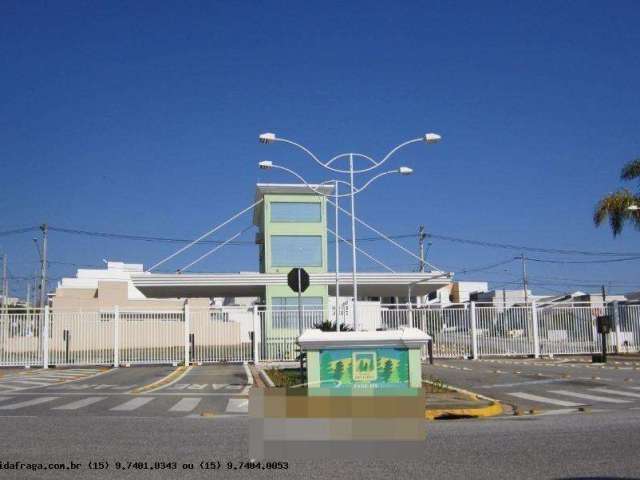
[1, 403, 639, 479]
[424, 356, 640, 414]
[0, 364, 251, 418]
[2, 362, 640, 479]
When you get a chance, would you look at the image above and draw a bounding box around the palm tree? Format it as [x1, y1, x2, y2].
[594, 159, 640, 236]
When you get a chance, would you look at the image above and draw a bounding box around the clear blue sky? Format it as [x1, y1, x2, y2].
[1, 0, 639, 297]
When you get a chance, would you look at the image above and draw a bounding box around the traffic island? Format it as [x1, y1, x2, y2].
[258, 368, 504, 420]
[249, 328, 430, 461]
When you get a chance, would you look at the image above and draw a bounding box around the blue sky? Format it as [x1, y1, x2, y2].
[1, 1, 639, 297]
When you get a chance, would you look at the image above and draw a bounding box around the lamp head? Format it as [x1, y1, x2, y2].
[398, 166, 413, 175]
[258, 160, 273, 170]
[259, 132, 277, 144]
[424, 132, 442, 144]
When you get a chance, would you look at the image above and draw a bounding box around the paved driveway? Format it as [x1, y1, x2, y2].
[0, 364, 251, 418]
[424, 356, 640, 414]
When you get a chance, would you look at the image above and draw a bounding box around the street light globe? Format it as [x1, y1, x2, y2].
[628, 204, 640, 211]
[258, 160, 273, 169]
[259, 132, 277, 144]
[424, 133, 442, 144]
[398, 166, 413, 175]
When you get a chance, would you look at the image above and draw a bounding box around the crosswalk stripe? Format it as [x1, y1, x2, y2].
[589, 388, 640, 399]
[507, 392, 584, 407]
[53, 397, 107, 410]
[548, 390, 631, 404]
[0, 397, 13, 402]
[0, 397, 59, 410]
[226, 398, 249, 413]
[169, 398, 201, 412]
[6, 379, 52, 386]
[110, 397, 154, 411]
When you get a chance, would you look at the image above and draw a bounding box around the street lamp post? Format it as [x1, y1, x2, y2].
[334, 179, 340, 331]
[258, 132, 441, 330]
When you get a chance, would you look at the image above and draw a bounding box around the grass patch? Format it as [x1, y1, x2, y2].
[265, 368, 305, 387]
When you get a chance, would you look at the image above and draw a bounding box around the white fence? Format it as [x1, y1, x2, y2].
[1, 302, 639, 367]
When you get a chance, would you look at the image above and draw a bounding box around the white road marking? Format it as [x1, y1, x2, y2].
[536, 408, 582, 416]
[243, 362, 254, 385]
[0, 397, 13, 402]
[0, 397, 59, 410]
[110, 397, 154, 411]
[6, 379, 52, 386]
[53, 397, 107, 410]
[226, 398, 248, 413]
[549, 390, 631, 404]
[589, 388, 640, 399]
[481, 379, 567, 389]
[507, 392, 584, 407]
[169, 398, 201, 412]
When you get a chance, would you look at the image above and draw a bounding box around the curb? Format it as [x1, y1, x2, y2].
[425, 401, 504, 420]
[258, 367, 275, 387]
[130, 366, 190, 394]
[423, 379, 504, 420]
[253, 367, 504, 420]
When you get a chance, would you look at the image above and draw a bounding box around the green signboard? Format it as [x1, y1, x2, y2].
[319, 348, 409, 389]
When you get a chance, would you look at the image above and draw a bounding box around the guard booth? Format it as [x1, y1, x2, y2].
[298, 327, 430, 396]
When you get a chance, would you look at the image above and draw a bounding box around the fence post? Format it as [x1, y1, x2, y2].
[470, 301, 478, 360]
[42, 305, 49, 369]
[531, 299, 540, 358]
[407, 302, 414, 329]
[113, 306, 120, 368]
[252, 305, 260, 364]
[184, 303, 190, 366]
[612, 301, 622, 353]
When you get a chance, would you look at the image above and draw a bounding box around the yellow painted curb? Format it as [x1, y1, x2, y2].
[131, 366, 188, 394]
[423, 378, 504, 420]
[425, 401, 503, 420]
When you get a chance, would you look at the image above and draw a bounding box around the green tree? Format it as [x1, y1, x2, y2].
[320, 352, 333, 381]
[382, 359, 394, 382]
[333, 361, 344, 382]
[594, 159, 640, 236]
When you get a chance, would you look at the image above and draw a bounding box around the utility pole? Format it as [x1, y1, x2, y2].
[601, 284, 606, 306]
[33, 271, 38, 309]
[418, 225, 426, 272]
[520, 253, 529, 307]
[39, 224, 48, 308]
[2, 254, 7, 315]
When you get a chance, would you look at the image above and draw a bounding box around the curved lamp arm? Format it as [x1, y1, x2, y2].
[274, 138, 346, 174]
[261, 163, 411, 198]
[266, 134, 438, 175]
[355, 169, 410, 194]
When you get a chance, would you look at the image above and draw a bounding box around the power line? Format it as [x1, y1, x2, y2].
[0, 226, 39, 237]
[46, 224, 640, 258]
[48, 226, 257, 246]
[526, 256, 640, 264]
[423, 232, 640, 257]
